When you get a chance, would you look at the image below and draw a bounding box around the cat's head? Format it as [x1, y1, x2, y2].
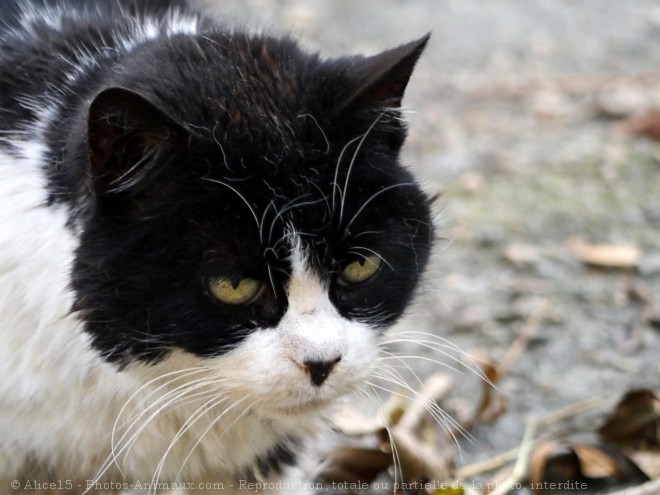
[70, 32, 433, 418]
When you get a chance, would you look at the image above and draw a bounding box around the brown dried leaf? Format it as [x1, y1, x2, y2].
[318, 447, 392, 484]
[528, 439, 650, 491]
[326, 373, 458, 490]
[620, 110, 660, 141]
[568, 238, 641, 269]
[598, 389, 660, 447]
[626, 449, 660, 479]
[573, 444, 624, 479]
[464, 355, 506, 427]
[529, 440, 577, 486]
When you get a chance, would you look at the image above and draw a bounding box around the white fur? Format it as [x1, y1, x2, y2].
[4, 2, 202, 83]
[0, 146, 378, 492]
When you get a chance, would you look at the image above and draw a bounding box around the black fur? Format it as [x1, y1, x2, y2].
[254, 439, 298, 478]
[0, 0, 433, 365]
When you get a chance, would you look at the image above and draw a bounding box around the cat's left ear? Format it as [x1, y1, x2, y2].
[339, 33, 430, 113]
[87, 87, 188, 196]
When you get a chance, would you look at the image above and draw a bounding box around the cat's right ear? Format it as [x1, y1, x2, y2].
[87, 87, 188, 196]
[336, 34, 430, 114]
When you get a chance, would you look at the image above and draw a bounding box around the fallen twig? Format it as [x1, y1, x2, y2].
[497, 298, 550, 378]
[487, 416, 539, 495]
[457, 397, 608, 479]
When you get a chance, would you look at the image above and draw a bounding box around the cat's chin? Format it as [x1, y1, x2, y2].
[265, 397, 336, 419]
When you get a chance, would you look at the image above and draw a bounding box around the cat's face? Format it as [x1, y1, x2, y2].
[68, 33, 432, 416]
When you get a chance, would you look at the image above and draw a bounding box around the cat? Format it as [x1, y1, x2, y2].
[0, 0, 433, 492]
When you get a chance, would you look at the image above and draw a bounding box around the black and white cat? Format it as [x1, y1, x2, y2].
[0, 0, 433, 492]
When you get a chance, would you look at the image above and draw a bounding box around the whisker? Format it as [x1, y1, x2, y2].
[90, 367, 209, 485]
[258, 200, 275, 245]
[352, 385, 404, 485]
[151, 394, 232, 493]
[202, 178, 260, 232]
[331, 134, 363, 218]
[266, 193, 310, 244]
[382, 332, 494, 386]
[297, 113, 330, 154]
[348, 246, 393, 271]
[174, 394, 259, 480]
[343, 182, 415, 234]
[338, 112, 384, 226]
[366, 370, 473, 450]
[112, 377, 226, 474]
[378, 351, 465, 377]
[111, 369, 212, 453]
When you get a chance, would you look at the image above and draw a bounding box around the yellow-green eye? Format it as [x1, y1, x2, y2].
[340, 255, 382, 284]
[209, 277, 264, 305]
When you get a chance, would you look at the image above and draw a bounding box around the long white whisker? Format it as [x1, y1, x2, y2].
[202, 178, 260, 232]
[382, 334, 493, 385]
[112, 373, 217, 460]
[111, 367, 208, 447]
[353, 385, 404, 485]
[378, 352, 465, 376]
[87, 367, 209, 490]
[344, 182, 415, 233]
[259, 200, 275, 245]
[175, 395, 258, 480]
[366, 371, 472, 450]
[151, 394, 231, 494]
[266, 195, 305, 244]
[114, 378, 226, 474]
[377, 350, 427, 389]
[348, 246, 393, 271]
[331, 134, 363, 218]
[338, 112, 384, 226]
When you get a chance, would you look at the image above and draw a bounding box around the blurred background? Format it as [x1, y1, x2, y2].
[195, 1, 660, 492]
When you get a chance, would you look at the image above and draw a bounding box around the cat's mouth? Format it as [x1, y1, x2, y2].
[270, 396, 335, 417]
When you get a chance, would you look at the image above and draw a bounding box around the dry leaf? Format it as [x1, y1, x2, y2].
[319, 447, 393, 484]
[568, 238, 641, 269]
[324, 373, 457, 490]
[626, 450, 660, 479]
[461, 355, 506, 430]
[573, 444, 623, 479]
[528, 439, 649, 491]
[598, 389, 660, 447]
[619, 110, 660, 141]
[529, 440, 580, 486]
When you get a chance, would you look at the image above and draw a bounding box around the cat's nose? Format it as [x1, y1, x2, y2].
[303, 356, 341, 387]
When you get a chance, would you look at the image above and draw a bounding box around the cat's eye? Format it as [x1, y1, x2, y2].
[340, 255, 382, 285]
[209, 277, 264, 305]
